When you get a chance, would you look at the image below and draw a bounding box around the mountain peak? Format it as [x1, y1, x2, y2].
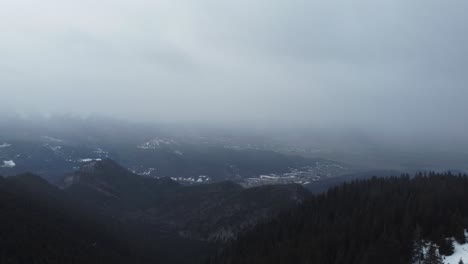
[64, 159, 180, 206]
[78, 159, 125, 174]
[63, 159, 134, 187]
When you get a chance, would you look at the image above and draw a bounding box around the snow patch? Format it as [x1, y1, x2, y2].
[444, 241, 468, 264]
[78, 158, 102, 163]
[0, 143, 12, 148]
[415, 231, 468, 264]
[50, 145, 62, 151]
[241, 161, 349, 188]
[140, 168, 156, 176]
[137, 138, 176, 149]
[2, 160, 16, 168]
[41, 136, 63, 143]
[93, 148, 109, 157]
[170, 175, 212, 184]
[130, 167, 157, 176]
[45, 144, 62, 152]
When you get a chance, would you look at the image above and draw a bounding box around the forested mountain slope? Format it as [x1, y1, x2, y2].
[65, 159, 310, 241]
[0, 173, 137, 264]
[211, 173, 468, 264]
[0, 159, 310, 264]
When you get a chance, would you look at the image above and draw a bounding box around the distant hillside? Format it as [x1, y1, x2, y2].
[65, 159, 310, 242]
[0, 173, 136, 264]
[0, 159, 311, 263]
[0, 116, 354, 185]
[0, 134, 343, 186]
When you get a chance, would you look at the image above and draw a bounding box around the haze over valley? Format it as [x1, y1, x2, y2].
[1, 0, 468, 263]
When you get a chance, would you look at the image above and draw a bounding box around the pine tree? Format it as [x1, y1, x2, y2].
[439, 238, 454, 256]
[424, 243, 443, 264]
[455, 228, 467, 244]
[412, 226, 424, 264]
[459, 258, 464, 264]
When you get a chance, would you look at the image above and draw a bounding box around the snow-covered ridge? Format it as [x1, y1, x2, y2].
[2, 160, 16, 168]
[0, 143, 12, 148]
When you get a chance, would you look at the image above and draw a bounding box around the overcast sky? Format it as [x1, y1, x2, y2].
[1, 0, 468, 134]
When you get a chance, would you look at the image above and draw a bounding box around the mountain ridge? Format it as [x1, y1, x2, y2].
[62, 159, 310, 242]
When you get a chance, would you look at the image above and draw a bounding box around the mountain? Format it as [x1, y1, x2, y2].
[304, 169, 400, 194]
[0, 116, 355, 186]
[147, 182, 309, 241]
[0, 159, 311, 263]
[64, 159, 180, 209]
[211, 173, 468, 264]
[64, 159, 310, 242]
[0, 173, 138, 264]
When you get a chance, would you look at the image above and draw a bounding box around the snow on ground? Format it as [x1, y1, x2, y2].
[41, 136, 64, 143]
[443, 241, 468, 264]
[241, 161, 350, 188]
[130, 167, 157, 176]
[93, 148, 109, 158]
[2, 160, 16, 168]
[418, 231, 468, 264]
[49, 145, 62, 151]
[44, 144, 62, 152]
[78, 158, 102, 163]
[140, 168, 155, 176]
[0, 143, 12, 148]
[171, 175, 211, 184]
[137, 138, 176, 149]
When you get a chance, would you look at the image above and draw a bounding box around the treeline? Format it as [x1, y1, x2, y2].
[0, 159, 310, 264]
[0, 172, 219, 264]
[0, 174, 133, 264]
[210, 172, 468, 264]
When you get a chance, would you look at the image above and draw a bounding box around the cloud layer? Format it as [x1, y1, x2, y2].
[1, 0, 468, 135]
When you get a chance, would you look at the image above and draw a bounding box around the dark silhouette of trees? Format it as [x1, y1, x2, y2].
[413, 226, 425, 264]
[424, 243, 443, 264]
[211, 173, 468, 264]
